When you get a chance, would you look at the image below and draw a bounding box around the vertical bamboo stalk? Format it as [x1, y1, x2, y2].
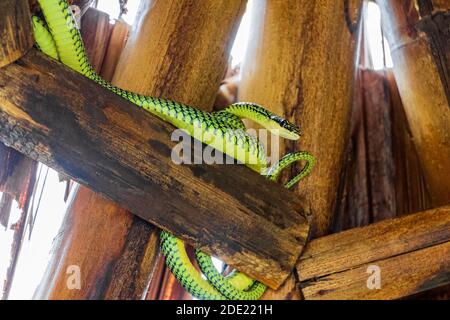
[111, 0, 245, 109]
[333, 69, 431, 232]
[238, 0, 361, 298]
[377, 0, 450, 207]
[80, 8, 111, 71]
[100, 19, 129, 82]
[386, 71, 432, 216]
[239, 0, 361, 238]
[35, 0, 246, 300]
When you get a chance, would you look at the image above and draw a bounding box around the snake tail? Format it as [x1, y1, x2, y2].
[267, 151, 316, 189]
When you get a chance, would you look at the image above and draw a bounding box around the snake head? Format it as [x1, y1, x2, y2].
[269, 115, 301, 140]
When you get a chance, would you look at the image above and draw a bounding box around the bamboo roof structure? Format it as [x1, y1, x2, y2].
[0, 0, 448, 300]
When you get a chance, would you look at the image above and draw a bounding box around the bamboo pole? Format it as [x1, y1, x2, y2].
[0, 0, 33, 68]
[80, 8, 111, 72]
[100, 19, 129, 82]
[238, 0, 361, 238]
[333, 69, 432, 231]
[32, 0, 251, 299]
[238, 0, 361, 298]
[376, 0, 450, 207]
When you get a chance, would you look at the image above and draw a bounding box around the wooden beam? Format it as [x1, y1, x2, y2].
[0, 0, 33, 68]
[376, 0, 450, 207]
[0, 50, 310, 289]
[297, 205, 450, 299]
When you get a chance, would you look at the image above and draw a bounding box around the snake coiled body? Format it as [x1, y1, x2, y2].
[33, 0, 316, 300]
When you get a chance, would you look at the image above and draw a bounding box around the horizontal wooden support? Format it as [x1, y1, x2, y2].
[297, 205, 450, 299]
[0, 50, 310, 289]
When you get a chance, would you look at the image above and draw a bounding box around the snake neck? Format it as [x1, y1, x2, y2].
[223, 103, 276, 129]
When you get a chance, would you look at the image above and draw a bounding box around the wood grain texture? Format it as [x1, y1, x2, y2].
[361, 71, 396, 221]
[386, 71, 432, 216]
[377, 0, 450, 207]
[301, 242, 449, 300]
[0, 50, 309, 289]
[333, 69, 431, 232]
[100, 19, 129, 82]
[34, 11, 154, 299]
[112, 0, 246, 109]
[429, 0, 450, 12]
[110, 0, 246, 299]
[261, 273, 302, 300]
[80, 8, 111, 72]
[0, 0, 34, 68]
[297, 205, 450, 299]
[237, 0, 360, 299]
[239, 0, 361, 239]
[416, 3, 450, 105]
[332, 67, 371, 231]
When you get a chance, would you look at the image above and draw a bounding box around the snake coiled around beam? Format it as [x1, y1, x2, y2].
[33, 0, 316, 300]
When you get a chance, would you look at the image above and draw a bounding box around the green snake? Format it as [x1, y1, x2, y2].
[32, 0, 315, 300]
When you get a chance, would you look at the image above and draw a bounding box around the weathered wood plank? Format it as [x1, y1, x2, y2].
[0, 0, 33, 68]
[300, 241, 450, 300]
[0, 50, 309, 289]
[297, 205, 450, 299]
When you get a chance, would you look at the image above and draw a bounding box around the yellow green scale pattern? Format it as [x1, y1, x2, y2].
[35, 0, 316, 300]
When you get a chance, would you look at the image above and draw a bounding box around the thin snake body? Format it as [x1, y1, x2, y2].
[33, 0, 316, 300]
